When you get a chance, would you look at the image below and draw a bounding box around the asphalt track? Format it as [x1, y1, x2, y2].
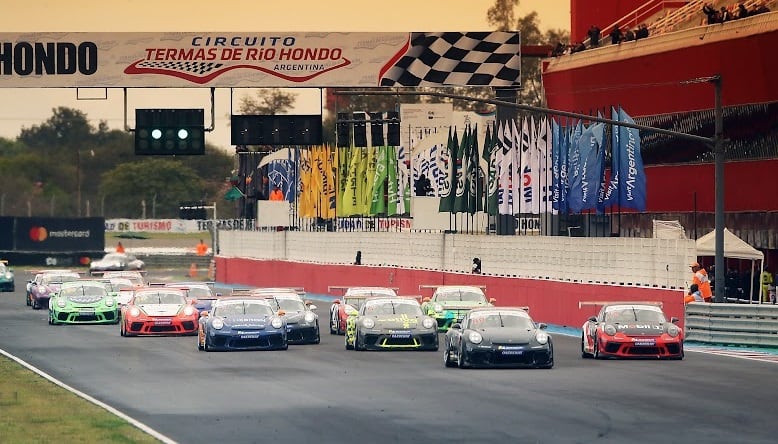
[2, 272, 778, 444]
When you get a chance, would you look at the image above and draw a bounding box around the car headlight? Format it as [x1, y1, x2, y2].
[182, 306, 196, 316]
[129, 307, 141, 317]
[362, 318, 375, 329]
[105, 297, 114, 307]
[3, 272, 10, 279]
[212, 318, 224, 330]
[603, 324, 617, 336]
[535, 330, 549, 345]
[422, 318, 435, 329]
[468, 331, 483, 344]
[433, 303, 443, 312]
[304, 312, 316, 323]
[271, 317, 283, 329]
[667, 324, 680, 337]
[56, 298, 66, 308]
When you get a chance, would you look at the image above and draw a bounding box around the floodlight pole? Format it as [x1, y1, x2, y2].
[712, 75, 725, 303]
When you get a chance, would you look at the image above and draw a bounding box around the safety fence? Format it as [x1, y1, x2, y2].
[685, 302, 778, 347]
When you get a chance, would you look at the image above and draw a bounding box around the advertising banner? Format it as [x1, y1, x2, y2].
[0, 32, 520, 88]
[14, 217, 104, 252]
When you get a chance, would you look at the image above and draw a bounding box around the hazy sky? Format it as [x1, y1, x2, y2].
[1, 0, 570, 151]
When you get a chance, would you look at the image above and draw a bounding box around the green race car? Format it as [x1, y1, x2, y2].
[345, 297, 438, 351]
[420, 285, 496, 332]
[0, 260, 14, 292]
[49, 280, 120, 325]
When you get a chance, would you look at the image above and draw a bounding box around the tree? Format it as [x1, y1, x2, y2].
[237, 89, 298, 115]
[100, 159, 205, 218]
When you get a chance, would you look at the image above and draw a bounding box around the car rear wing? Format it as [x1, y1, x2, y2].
[30, 269, 74, 275]
[418, 284, 487, 291]
[398, 295, 423, 303]
[328, 285, 399, 294]
[578, 301, 664, 308]
[250, 286, 306, 295]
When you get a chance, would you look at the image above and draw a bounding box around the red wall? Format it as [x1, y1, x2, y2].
[645, 159, 778, 212]
[216, 257, 685, 330]
[544, 29, 778, 117]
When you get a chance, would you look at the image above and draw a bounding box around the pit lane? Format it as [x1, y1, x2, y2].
[1, 271, 777, 444]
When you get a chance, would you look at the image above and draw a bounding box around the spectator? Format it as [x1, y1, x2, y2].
[703, 3, 720, 24]
[354, 250, 362, 265]
[684, 284, 704, 304]
[761, 269, 774, 303]
[624, 28, 636, 41]
[691, 262, 713, 302]
[196, 239, 208, 256]
[636, 24, 650, 39]
[269, 186, 284, 201]
[610, 25, 623, 44]
[552, 41, 566, 56]
[115, 241, 125, 253]
[720, 6, 731, 22]
[571, 41, 586, 53]
[753, 2, 770, 15]
[472, 257, 482, 274]
[414, 174, 433, 196]
[737, 2, 749, 19]
[587, 25, 601, 47]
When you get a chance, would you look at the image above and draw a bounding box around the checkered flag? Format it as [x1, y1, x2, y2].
[380, 32, 521, 87]
[125, 60, 225, 84]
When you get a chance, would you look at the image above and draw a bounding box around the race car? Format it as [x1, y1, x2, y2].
[443, 307, 553, 369]
[0, 260, 14, 292]
[101, 278, 136, 306]
[328, 286, 399, 335]
[96, 270, 147, 287]
[345, 297, 438, 351]
[48, 280, 119, 325]
[198, 296, 288, 351]
[28, 271, 81, 309]
[420, 285, 496, 331]
[164, 281, 221, 314]
[120, 287, 198, 336]
[89, 252, 145, 272]
[260, 291, 320, 344]
[580, 301, 684, 360]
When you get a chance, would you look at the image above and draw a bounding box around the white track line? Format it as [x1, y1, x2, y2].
[0, 348, 177, 444]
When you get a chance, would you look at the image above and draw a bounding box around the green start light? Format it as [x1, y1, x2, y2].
[134, 108, 205, 156]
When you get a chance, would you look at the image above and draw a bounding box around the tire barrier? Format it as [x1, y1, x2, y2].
[685, 302, 778, 347]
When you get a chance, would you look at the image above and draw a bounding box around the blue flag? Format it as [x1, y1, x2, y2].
[600, 106, 621, 210]
[618, 108, 646, 211]
[551, 118, 561, 211]
[558, 120, 569, 214]
[567, 121, 587, 214]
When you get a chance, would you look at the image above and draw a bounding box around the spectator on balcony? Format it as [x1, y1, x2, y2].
[552, 41, 567, 56]
[703, 3, 720, 24]
[624, 28, 636, 41]
[610, 25, 623, 45]
[736, 2, 749, 19]
[720, 6, 732, 22]
[587, 25, 601, 47]
[636, 24, 650, 40]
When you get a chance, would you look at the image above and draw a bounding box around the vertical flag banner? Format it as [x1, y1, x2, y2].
[364, 146, 378, 214]
[438, 128, 456, 213]
[397, 144, 410, 214]
[298, 148, 314, 217]
[484, 122, 499, 216]
[512, 118, 524, 215]
[618, 107, 646, 211]
[387, 146, 399, 215]
[453, 127, 468, 213]
[568, 121, 590, 214]
[342, 146, 362, 216]
[559, 121, 569, 214]
[601, 106, 621, 210]
[336, 146, 350, 216]
[581, 123, 605, 211]
[539, 117, 554, 214]
[323, 146, 336, 218]
[467, 124, 480, 214]
[356, 146, 369, 215]
[497, 120, 513, 215]
[370, 145, 389, 215]
[551, 118, 561, 211]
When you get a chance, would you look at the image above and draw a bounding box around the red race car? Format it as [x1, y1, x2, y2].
[580, 301, 683, 360]
[120, 287, 198, 336]
[327, 286, 398, 335]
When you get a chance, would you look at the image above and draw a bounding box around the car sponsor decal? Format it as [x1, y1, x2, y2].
[632, 338, 657, 346]
[389, 330, 412, 339]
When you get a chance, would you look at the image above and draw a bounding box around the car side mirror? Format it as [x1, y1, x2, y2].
[670, 317, 679, 324]
[537, 323, 547, 330]
[450, 323, 462, 330]
[588, 316, 597, 322]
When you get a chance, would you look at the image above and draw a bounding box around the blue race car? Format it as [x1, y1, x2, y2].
[198, 296, 288, 351]
[260, 291, 320, 344]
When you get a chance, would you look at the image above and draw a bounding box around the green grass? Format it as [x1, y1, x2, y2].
[0, 356, 161, 443]
[106, 232, 204, 241]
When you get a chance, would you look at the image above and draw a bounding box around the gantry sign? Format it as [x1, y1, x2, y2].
[0, 32, 521, 88]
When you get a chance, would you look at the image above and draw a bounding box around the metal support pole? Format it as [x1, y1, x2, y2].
[712, 75, 725, 302]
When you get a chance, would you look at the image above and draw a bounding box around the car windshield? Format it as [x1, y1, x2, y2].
[61, 285, 106, 298]
[173, 286, 213, 299]
[468, 311, 533, 329]
[276, 297, 305, 312]
[605, 307, 666, 323]
[42, 274, 79, 285]
[109, 279, 134, 291]
[435, 289, 486, 303]
[344, 296, 367, 309]
[134, 291, 185, 305]
[214, 301, 273, 317]
[364, 300, 422, 316]
[348, 288, 397, 298]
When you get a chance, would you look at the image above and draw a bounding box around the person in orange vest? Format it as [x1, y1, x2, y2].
[116, 241, 125, 253]
[691, 262, 713, 302]
[269, 186, 284, 201]
[196, 239, 208, 256]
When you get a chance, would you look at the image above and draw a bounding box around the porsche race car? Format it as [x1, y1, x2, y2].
[89, 253, 145, 272]
[420, 285, 495, 331]
[580, 301, 684, 360]
[443, 307, 553, 368]
[260, 291, 320, 344]
[0, 260, 14, 292]
[328, 286, 399, 335]
[165, 281, 221, 314]
[198, 296, 288, 351]
[345, 297, 438, 351]
[48, 280, 119, 325]
[28, 271, 81, 309]
[120, 287, 198, 336]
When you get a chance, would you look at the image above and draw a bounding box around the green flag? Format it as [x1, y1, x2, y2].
[370, 146, 388, 215]
[224, 186, 244, 201]
[467, 124, 481, 214]
[387, 146, 399, 215]
[363, 147, 378, 214]
[336, 146, 351, 217]
[484, 122, 499, 216]
[453, 127, 469, 213]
